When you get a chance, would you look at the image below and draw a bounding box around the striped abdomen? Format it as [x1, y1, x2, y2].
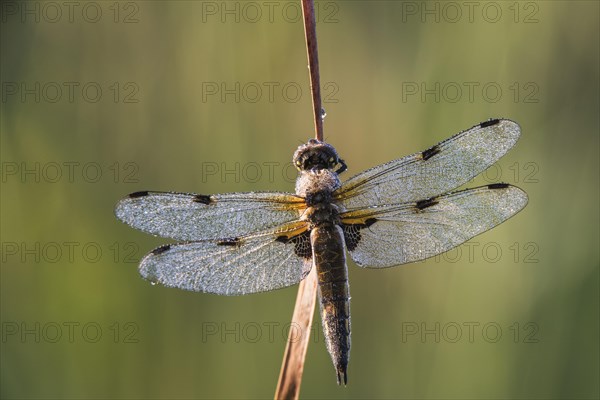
[311, 223, 351, 385]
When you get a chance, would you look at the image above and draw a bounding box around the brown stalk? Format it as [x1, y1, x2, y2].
[274, 0, 322, 398]
[302, 0, 323, 142]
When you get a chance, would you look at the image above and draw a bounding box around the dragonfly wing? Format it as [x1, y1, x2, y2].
[115, 191, 305, 241]
[341, 184, 528, 268]
[139, 221, 313, 295]
[336, 119, 521, 208]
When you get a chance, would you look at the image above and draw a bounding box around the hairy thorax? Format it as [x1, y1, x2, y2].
[295, 169, 340, 199]
[296, 169, 342, 227]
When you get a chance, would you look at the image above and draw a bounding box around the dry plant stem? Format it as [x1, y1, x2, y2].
[301, 0, 323, 141]
[274, 268, 318, 399]
[274, 0, 322, 399]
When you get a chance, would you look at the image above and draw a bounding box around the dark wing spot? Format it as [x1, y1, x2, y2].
[421, 144, 441, 161]
[217, 237, 242, 246]
[480, 118, 500, 128]
[415, 197, 439, 210]
[343, 218, 377, 251]
[129, 191, 149, 198]
[488, 183, 510, 189]
[276, 231, 312, 259]
[192, 194, 213, 204]
[275, 236, 288, 244]
[151, 244, 171, 255]
[364, 218, 377, 227]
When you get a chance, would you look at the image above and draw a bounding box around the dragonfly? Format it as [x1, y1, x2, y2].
[115, 118, 528, 385]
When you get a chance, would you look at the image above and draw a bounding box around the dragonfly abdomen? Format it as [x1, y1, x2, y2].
[311, 224, 351, 385]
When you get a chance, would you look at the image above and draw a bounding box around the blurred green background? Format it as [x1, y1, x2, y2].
[1, 1, 598, 399]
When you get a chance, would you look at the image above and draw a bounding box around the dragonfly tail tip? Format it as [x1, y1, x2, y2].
[336, 368, 348, 386]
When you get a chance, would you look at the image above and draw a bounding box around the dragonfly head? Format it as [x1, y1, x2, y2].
[294, 139, 341, 172]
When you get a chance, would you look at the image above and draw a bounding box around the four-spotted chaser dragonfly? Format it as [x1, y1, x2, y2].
[115, 118, 528, 385]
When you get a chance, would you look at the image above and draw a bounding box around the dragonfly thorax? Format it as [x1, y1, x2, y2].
[303, 203, 341, 227]
[295, 168, 341, 201]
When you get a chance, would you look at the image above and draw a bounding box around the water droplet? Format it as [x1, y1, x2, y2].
[321, 108, 327, 121]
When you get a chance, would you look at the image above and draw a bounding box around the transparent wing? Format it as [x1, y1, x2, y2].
[139, 222, 313, 295]
[336, 119, 521, 208]
[340, 184, 528, 268]
[115, 191, 305, 241]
